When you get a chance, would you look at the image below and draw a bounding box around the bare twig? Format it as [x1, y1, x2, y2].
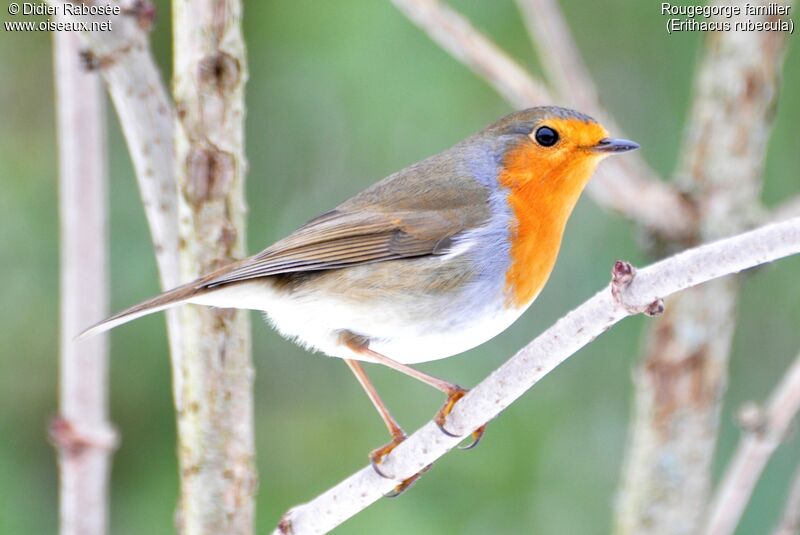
[514, 0, 695, 242]
[392, 0, 549, 106]
[274, 217, 800, 535]
[515, 0, 596, 112]
[772, 465, 800, 535]
[172, 0, 255, 533]
[615, 2, 791, 532]
[53, 28, 116, 535]
[704, 352, 800, 535]
[46, 0, 178, 288]
[45, 0, 183, 373]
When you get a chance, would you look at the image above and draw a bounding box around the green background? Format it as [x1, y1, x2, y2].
[1, 1, 798, 533]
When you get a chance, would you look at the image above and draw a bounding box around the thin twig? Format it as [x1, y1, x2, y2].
[45, 0, 183, 376]
[392, 0, 549, 106]
[615, 1, 791, 532]
[46, 0, 178, 288]
[515, 0, 596, 112]
[172, 0, 255, 532]
[772, 465, 800, 535]
[274, 217, 800, 535]
[704, 352, 800, 535]
[53, 28, 116, 535]
[391, 0, 696, 240]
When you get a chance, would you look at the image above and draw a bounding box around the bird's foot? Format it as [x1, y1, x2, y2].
[611, 260, 664, 317]
[435, 387, 487, 449]
[369, 432, 430, 497]
[369, 432, 406, 479]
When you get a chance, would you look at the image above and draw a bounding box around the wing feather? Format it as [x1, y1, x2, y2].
[201, 160, 493, 288]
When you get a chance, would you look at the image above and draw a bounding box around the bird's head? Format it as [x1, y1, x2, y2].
[483, 106, 638, 194]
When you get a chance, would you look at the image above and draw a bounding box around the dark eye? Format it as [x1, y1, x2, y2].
[534, 126, 559, 147]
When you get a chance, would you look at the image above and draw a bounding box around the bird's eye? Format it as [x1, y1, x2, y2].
[534, 126, 559, 147]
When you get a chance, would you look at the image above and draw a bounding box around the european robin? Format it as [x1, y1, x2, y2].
[82, 106, 638, 491]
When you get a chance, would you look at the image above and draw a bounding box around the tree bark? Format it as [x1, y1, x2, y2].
[172, 0, 255, 533]
[615, 2, 790, 532]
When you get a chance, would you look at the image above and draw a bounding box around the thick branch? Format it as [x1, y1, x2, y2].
[391, 0, 696, 239]
[704, 352, 800, 535]
[615, 1, 790, 532]
[172, 0, 255, 533]
[274, 217, 800, 535]
[53, 29, 115, 535]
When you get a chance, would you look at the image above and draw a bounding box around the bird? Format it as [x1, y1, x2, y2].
[81, 106, 639, 492]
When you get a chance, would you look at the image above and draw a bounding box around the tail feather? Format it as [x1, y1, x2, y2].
[77, 281, 206, 340]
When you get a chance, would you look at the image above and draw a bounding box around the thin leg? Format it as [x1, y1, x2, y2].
[344, 359, 425, 496]
[345, 359, 404, 439]
[344, 340, 463, 395]
[342, 335, 485, 448]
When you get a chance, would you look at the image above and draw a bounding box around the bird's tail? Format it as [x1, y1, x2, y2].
[77, 281, 206, 340]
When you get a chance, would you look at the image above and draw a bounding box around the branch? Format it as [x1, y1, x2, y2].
[45, 0, 184, 366]
[392, 0, 549, 107]
[391, 0, 696, 240]
[615, 1, 791, 531]
[772, 465, 800, 535]
[46, 0, 179, 289]
[704, 352, 800, 535]
[53, 28, 116, 535]
[514, 0, 696, 242]
[172, 0, 255, 532]
[515, 0, 595, 113]
[274, 217, 800, 535]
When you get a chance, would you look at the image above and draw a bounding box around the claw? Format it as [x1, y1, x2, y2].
[434, 387, 467, 436]
[382, 464, 432, 498]
[458, 424, 487, 450]
[435, 389, 489, 449]
[369, 433, 406, 479]
[369, 434, 432, 497]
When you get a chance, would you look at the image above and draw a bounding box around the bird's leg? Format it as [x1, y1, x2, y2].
[344, 358, 428, 496]
[342, 334, 485, 450]
[344, 360, 406, 462]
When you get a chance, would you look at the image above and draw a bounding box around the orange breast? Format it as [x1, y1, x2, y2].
[498, 137, 599, 308]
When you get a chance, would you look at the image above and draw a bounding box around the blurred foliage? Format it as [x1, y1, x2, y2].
[0, 0, 798, 534]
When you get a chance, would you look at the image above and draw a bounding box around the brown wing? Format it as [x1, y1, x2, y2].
[201, 151, 492, 288]
[201, 208, 472, 287]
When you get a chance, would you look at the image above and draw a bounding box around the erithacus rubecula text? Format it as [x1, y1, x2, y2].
[82, 106, 639, 492]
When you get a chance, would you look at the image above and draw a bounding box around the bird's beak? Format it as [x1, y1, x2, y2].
[591, 138, 640, 154]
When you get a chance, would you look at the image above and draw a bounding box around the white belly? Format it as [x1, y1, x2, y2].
[189, 275, 528, 365]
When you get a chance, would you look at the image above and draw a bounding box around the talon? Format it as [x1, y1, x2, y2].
[369, 433, 406, 479]
[383, 464, 432, 498]
[458, 424, 487, 450]
[435, 387, 468, 437]
[370, 434, 432, 497]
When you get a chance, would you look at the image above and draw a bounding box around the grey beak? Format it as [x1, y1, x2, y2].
[592, 138, 640, 154]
